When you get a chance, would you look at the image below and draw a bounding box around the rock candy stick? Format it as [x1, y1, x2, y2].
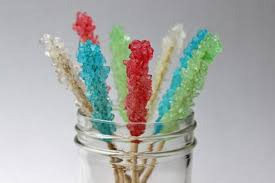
[124, 40, 154, 183]
[40, 34, 93, 116]
[147, 24, 186, 121]
[109, 26, 131, 122]
[73, 12, 115, 135]
[124, 40, 154, 136]
[73, 11, 121, 183]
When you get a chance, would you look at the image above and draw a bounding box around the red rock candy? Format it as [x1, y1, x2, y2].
[124, 40, 154, 136]
[72, 11, 99, 44]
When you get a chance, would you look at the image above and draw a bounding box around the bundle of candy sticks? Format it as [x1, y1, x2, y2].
[40, 11, 222, 183]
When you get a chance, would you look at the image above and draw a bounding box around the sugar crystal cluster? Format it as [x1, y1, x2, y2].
[73, 12, 99, 44]
[109, 26, 131, 122]
[40, 34, 93, 116]
[124, 40, 154, 136]
[77, 40, 116, 135]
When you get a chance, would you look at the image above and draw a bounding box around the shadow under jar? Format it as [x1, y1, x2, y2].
[75, 110, 197, 183]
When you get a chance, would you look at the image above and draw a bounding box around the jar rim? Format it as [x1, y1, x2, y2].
[75, 109, 197, 157]
[76, 108, 196, 142]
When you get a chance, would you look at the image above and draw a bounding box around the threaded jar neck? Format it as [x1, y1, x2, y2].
[75, 109, 196, 158]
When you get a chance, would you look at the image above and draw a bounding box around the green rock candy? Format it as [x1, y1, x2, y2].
[109, 26, 131, 122]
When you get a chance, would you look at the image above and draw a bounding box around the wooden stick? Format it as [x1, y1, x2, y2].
[107, 143, 121, 183]
[138, 143, 153, 176]
[140, 141, 165, 183]
[113, 164, 120, 183]
[117, 166, 125, 183]
[125, 173, 131, 183]
[147, 46, 174, 120]
[130, 143, 139, 183]
[108, 142, 135, 183]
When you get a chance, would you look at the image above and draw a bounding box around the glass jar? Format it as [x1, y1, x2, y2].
[75, 110, 196, 183]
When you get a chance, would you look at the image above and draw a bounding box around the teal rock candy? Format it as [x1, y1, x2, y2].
[77, 40, 116, 135]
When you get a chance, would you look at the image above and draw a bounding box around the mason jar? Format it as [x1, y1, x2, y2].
[75, 109, 196, 183]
